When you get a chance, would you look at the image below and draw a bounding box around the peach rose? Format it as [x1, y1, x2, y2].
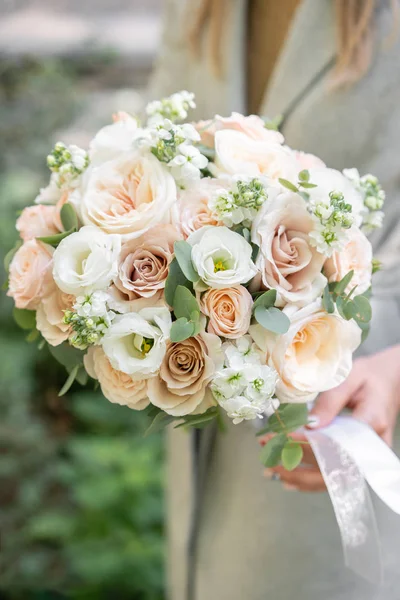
[175, 178, 223, 238]
[201, 286, 253, 339]
[16, 205, 61, 241]
[113, 224, 181, 310]
[84, 346, 149, 410]
[250, 300, 361, 403]
[251, 190, 326, 306]
[324, 227, 372, 296]
[213, 130, 298, 181]
[80, 151, 177, 240]
[36, 279, 74, 346]
[195, 113, 284, 147]
[7, 240, 53, 309]
[147, 331, 222, 416]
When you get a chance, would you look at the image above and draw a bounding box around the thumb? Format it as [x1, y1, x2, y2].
[307, 366, 364, 429]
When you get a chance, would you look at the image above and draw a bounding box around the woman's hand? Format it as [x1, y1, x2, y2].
[260, 344, 400, 492]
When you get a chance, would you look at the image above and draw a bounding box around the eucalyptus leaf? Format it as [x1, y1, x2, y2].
[164, 258, 193, 306]
[257, 403, 308, 436]
[346, 295, 372, 324]
[170, 317, 196, 343]
[278, 178, 299, 193]
[299, 182, 317, 189]
[336, 295, 351, 320]
[13, 308, 36, 330]
[322, 285, 335, 314]
[58, 364, 80, 397]
[144, 411, 177, 437]
[252, 289, 277, 311]
[334, 270, 354, 296]
[173, 285, 200, 321]
[174, 409, 217, 429]
[298, 169, 310, 182]
[174, 240, 199, 282]
[38, 229, 74, 247]
[26, 329, 40, 343]
[60, 202, 78, 231]
[259, 434, 287, 467]
[254, 306, 290, 334]
[281, 441, 303, 471]
[48, 343, 83, 371]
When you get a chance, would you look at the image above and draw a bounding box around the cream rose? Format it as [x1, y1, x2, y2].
[113, 224, 181, 310]
[147, 331, 222, 416]
[201, 286, 253, 339]
[213, 130, 298, 181]
[79, 151, 177, 240]
[7, 240, 53, 309]
[196, 113, 284, 147]
[324, 227, 372, 295]
[36, 280, 74, 346]
[293, 150, 326, 170]
[175, 178, 223, 238]
[89, 116, 139, 166]
[251, 191, 326, 306]
[188, 226, 257, 289]
[53, 226, 121, 295]
[102, 307, 171, 379]
[16, 204, 62, 241]
[84, 346, 149, 410]
[250, 300, 361, 403]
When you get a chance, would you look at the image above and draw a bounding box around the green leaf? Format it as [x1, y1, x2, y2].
[4, 240, 22, 272]
[144, 411, 177, 437]
[257, 403, 309, 436]
[346, 295, 372, 324]
[58, 364, 80, 397]
[170, 317, 195, 342]
[282, 441, 303, 471]
[251, 242, 259, 262]
[278, 178, 299, 193]
[334, 270, 354, 295]
[173, 285, 200, 320]
[13, 308, 36, 330]
[262, 114, 283, 131]
[252, 289, 277, 311]
[174, 240, 199, 282]
[254, 306, 290, 334]
[60, 202, 78, 231]
[37, 229, 74, 247]
[48, 343, 83, 371]
[322, 285, 335, 314]
[372, 258, 382, 274]
[259, 434, 287, 467]
[299, 182, 317, 189]
[336, 295, 351, 320]
[26, 329, 40, 343]
[174, 408, 218, 429]
[359, 321, 371, 343]
[164, 258, 193, 306]
[298, 169, 310, 182]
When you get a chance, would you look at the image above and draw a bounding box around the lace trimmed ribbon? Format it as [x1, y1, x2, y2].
[305, 416, 400, 583]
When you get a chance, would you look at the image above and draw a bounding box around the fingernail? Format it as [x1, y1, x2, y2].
[307, 415, 320, 429]
[283, 483, 298, 492]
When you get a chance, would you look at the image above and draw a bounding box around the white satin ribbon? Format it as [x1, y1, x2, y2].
[305, 416, 400, 583]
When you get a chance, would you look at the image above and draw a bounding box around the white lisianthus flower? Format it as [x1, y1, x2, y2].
[169, 144, 208, 181]
[250, 300, 361, 404]
[53, 226, 121, 295]
[187, 226, 257, 289]
[102, 307, 172, 379]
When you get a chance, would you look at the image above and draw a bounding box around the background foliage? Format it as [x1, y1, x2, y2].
[0, 56, 164, 600]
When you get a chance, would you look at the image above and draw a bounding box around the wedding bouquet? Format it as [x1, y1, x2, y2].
[5, 91, 385, 470]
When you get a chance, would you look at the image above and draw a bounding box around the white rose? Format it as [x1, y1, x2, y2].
[79, 151, 177, 240]
[187, 226, 257, 289]
[324, 227, 372, 296]
[53, 226, 121, 295]
[250, 300, 361, 404]
[307, 168, 365, 226]
[251, 189, 326, 306]
[101, 307, 171, 379]
[213, 130, 298, 181]
[89, 117, 139, 165]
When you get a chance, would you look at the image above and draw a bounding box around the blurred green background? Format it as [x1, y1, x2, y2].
[0, 3, 165, 598]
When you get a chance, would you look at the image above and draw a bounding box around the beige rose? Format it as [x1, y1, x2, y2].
[16, 205, 61, 241]
[251, 190, 326, 306]
[113, 225, 181, 310]
[147, 331, 222, 416]
[201, 286, 253, 339]
[250, 300, 361, 404]
[84, 346, 149, 410]
[175, 178, 223, 238]
[36, 279, 74, 346]
[324, 228, 372, 296]
[7, 240, 53, 309]
[195, 113, 284, 147]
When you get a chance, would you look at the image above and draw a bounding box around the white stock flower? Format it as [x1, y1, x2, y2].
[169, 144, 208, 182]
[220, 395, 265, 425]
[222, 335, 263, 368]
[102, 307, 172, 379]
[53, 226, 121, 295]
[74, 291, 111, 318]
[146, 90, 196, 123]
[187, 226, 257, 289]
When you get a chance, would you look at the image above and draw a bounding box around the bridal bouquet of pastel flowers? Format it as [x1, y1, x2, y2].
[5, 91, 385, 469]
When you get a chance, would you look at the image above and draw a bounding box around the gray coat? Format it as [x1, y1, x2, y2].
[148, 1, 400, 598]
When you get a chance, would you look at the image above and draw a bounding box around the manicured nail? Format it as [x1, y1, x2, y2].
[283, 483, 298, 491]
[307, 415, 320, 428]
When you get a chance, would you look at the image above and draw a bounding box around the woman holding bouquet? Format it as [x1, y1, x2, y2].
[147, 1, 400, 599]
